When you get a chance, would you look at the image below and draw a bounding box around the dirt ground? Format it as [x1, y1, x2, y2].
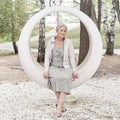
[0, 52, 120, 83]
[94, 54, 120, 77]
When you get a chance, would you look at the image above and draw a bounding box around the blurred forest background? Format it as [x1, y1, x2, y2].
[0, 0, 120, 63]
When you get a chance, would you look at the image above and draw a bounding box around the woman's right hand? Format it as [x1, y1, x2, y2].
[72, 71, 78, 81]
[43, 71, 49, 79]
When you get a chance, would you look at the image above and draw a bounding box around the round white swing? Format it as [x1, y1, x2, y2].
[18, 6, 103, 89]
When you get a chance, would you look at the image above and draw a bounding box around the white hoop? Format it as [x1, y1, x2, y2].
[18, 6, 102, 89]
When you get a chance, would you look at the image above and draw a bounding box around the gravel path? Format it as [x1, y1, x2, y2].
[0, 76, 120, 120]
[0, 53, 120, 120]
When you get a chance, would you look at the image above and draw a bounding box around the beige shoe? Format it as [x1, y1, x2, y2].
[56, 109, 62, 118]
[56, 104, 67, 112]
[62, 107, 67, 112]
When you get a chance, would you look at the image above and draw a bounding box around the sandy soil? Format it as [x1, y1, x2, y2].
[0, 53, 120, 83]
[0, 52, 120, 120]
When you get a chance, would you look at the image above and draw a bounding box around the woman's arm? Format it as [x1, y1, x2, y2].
[44, 41, 51, 71]
[69, 40, 77, 71]
[44, 41, 51, 79]
[69, 41, 78, 80]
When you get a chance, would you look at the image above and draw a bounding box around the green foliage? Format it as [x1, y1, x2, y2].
[31, 25, 54, 37]
[0, 34, 12, 43]
[0, 0, 28, 43]
[114, 22, 120, 48]
[46, 26, 54, 32]
[0, 0, 40, 43]
[66, 27, 80, 47]
[30, 25, 120, 49]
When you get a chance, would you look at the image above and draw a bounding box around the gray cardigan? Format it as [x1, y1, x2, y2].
[44, 37, 77, 72]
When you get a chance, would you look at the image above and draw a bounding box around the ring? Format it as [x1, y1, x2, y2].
[18, 6, 102, 89]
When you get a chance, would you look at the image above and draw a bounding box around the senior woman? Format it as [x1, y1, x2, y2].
[43, 24, 78, 117]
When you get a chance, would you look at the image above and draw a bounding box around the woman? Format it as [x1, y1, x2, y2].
[43, 24, 78, 117]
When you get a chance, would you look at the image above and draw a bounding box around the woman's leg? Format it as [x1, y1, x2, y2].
[57, 92, 67, 116]
[55, 92, 60, 104]
[58, 92, 66, 108]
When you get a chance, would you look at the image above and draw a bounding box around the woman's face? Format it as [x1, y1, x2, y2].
[56, 26, 67, 39]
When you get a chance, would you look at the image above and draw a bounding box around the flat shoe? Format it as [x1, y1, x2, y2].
[57, 114, 62, 118]
[56, 109, 62, 118]
[56, 104, 67, 112]
[62, 108, 67, 112]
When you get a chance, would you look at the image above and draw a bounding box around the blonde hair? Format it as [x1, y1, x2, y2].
[56, 24, 67, 31]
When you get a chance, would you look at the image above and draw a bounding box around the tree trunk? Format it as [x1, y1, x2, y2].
[106, 0, 116, 55]
[115, 0, 120, 23]
[11, 4, 18, 54]
[12, 41, 18, 54]
[98, 0, 101, 30]
[37, 0, 45, 63]
[105, 32, 114, 55]
[91, 1, 98, 26]
[11, 23, 18, 54]
[78, 0, 92, 65]
[101, 0, 116, 55]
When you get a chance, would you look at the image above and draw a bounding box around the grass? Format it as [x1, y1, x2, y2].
[1, 23, 120, 49]
[0, 35, 11, 44]
[66, 27, 80, 48]
[0, 50, 13, 56]
[30, 23, 120, 49]
[0, 25, 54, 44]
[115, 24, 120, 47]
[30, 26, 80, 48]
[31, 24, 54, 37]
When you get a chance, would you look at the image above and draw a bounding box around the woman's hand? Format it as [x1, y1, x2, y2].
[43, 71, 49, 79]
[72, 71, 78, 81]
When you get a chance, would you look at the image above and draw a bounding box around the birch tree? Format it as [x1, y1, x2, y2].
[98, 0, 101, 30]
[101, 0, 116, 55]
[37, 0, 45, 63]
[115, 0, 120, 23]
[0, 0, 28, 54]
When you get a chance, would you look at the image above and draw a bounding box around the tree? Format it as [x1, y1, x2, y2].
[98, 0, 102, 30]
[0, 0, 28, 53]
[78, 0, 97, 64]
[101, 0, 116, 55]
[0, 0, 39, 54]
[115, 0, 120, 23]
[11, 0, 18, 54]
[37, 0, 45, 63]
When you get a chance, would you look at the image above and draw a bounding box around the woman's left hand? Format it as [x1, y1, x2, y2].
[72, 71, 78, 81]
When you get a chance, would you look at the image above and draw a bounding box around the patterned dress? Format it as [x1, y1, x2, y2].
[48, 47, 72, 95]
